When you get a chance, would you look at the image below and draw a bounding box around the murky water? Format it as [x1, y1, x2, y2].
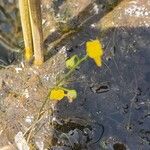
[0, 0, 21, 67]
[50, 26, 150, 149]
[48, 1, 150, 149]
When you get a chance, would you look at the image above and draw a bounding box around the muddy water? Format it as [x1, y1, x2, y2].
[0, 0, 21, 67]
[50, 1, 150, 150]
[51, 27, 150, 150]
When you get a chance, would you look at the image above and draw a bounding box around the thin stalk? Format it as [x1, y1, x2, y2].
[56, 55, 88, 86]
[39, 54, 88, 114]
[0, 29, 21, 52]
[24, 55, 89, 141]
[19, 0, 33, 62]
[28, 0, 44, 66]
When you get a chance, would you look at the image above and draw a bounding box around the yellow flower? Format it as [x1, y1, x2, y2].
[86, 39, 104, 67]
[49, 89, 65, 100]
[49, 87, 77, 102]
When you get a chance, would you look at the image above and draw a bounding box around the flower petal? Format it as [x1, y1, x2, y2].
[49, 89, 65, 100]
[94, 57, 102, 67]
[86, 39, 103, 66]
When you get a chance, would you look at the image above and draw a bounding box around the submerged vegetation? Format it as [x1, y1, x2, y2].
[49, 39, 104, 102]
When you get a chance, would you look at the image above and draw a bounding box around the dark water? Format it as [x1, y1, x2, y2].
[0, 45, 15, 66]
[51, 26, 150, 150]
[0, 0, 21, 67]
[43, 1, 150, 149]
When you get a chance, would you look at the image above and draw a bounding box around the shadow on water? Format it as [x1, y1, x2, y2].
[0, 45, 15, 66]
[50, 26, 150, 150]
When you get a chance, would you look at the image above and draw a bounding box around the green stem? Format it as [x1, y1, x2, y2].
[37, 54, 88, 117]
[25, 55, 89, 141]
[56, 54, 88, 86]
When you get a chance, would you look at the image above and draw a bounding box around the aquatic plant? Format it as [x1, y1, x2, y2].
[49, 39, 104, 101]
[49, 87, 77, 102]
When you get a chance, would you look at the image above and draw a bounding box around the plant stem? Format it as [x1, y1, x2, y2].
[19, 0, 33, 62]
[56, 54, 88, 86]
[38, 54, 88, 115]
[28, 0, 44, 66]
[24, 55, 88, 141]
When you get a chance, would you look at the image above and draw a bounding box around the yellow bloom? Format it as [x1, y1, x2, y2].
[86, 39, 104, 66]
[49, 89, 65, 100]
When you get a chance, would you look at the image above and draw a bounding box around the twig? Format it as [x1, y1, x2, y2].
[126, 73, 138, 130]
[0, 29, 21, 52]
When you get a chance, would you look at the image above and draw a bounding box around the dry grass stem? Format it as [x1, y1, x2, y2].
[19, 0, 33, 62]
